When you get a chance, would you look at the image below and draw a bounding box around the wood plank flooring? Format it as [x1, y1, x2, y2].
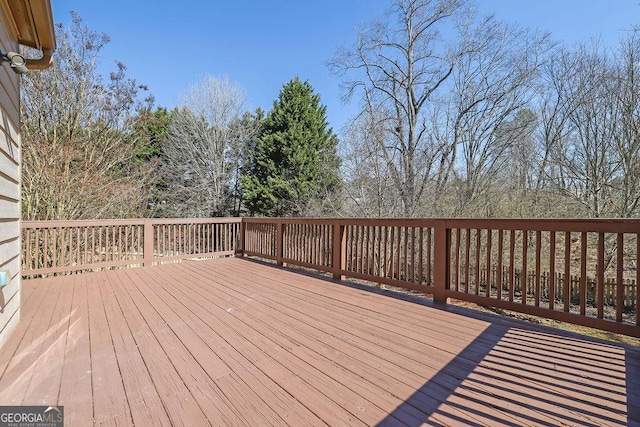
[0, 257, 638, 426]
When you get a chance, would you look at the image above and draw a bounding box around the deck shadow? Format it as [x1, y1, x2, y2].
[627, 348, 640, 424]
[375, 321, 632, 426]
[240, 257, 637, 426]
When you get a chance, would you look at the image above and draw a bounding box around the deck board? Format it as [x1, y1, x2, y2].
[100, 270, 169, 427]
[1, 257, 638, 426]
[87, 272, 132, 426]
[111, 269, 227, 426]
[57, 275, 95, 426]
[0, 276, 65, 405]
[193, 261, 566, 426]
[129, 265, 327, 427]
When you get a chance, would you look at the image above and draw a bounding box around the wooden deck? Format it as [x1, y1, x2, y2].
[0, 257, 638, 426]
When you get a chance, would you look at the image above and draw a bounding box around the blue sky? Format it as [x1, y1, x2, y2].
[51, 1, 638, 135]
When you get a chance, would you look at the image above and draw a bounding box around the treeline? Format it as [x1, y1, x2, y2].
[21, 14, 340, 220]
[335, 0, 640, 219]
[21, 1, 640, 220]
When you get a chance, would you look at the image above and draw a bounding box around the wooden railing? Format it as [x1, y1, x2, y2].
[242, 218, 640, 337]
[22, 218, 241, 276]
[21, 217, 640, 337]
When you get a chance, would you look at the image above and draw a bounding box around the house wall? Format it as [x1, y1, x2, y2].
[0, 7, 23, 350]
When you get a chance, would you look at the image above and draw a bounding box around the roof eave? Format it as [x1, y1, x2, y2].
[0, 0, 56, 69]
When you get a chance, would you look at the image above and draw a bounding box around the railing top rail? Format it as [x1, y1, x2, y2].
[242, 217, 640, 233]
[438, 218, 640, 233]
[23, 217, 640, 229]
[22, 219, 147, 228]
[242, 217, 340, 225]
[22, 217, 243, 228]
[147, 218, 242, 225]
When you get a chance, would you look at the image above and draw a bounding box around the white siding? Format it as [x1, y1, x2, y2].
[0, 6, 21, 350]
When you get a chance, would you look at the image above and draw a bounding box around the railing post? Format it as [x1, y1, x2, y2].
[276, 221, 284, 266]
[332, 221, 346, 280]
[143, 220, 154, 267]
[235, 219, 245, 257]
[433, 222, 450, 304]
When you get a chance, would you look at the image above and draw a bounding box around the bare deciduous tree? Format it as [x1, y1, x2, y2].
[333, 0, 550, 217]
[331, 0, 467, 216]
[161, 76, 248, 217]
[611, 31, 640, 217]
[341, 110, 403, 217]
[443, 18, 550, 215]
[544, 43, 623, 217]
[21, 13, 155, 220]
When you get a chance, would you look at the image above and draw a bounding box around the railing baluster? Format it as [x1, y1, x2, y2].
[76, 227, 81, 266]
[497, 230, 503, 301]
[117, 226, 122, 264]
[535, 230, 541, 307]
[308, 224, 313, 265]
[318, 224, 323, 266]
[564, 231, 571, 312]
[43, 228, 49, 269]
[486, 229, 492, 298]
[409, 227, 415, 283]
[465, 229, 471, 294]
[403, 226, 409, 282]
[51, 228, 58, 269]
[596, 232, 605, 319]
[351, 225, 357, 273]
[549, 231, 556, 310]
[475, 229, 481, 296]
[509, 230, 515, 302]
[381, 226, 387, 278]
[360, 225, 367, 276]
[364, 225, 369, 275]
[453, 229, 460, 292]
[301, 225, 307, 265]
[111, 225, 116, 262]
[580, 232, 587, 315]
[25, 229, 31, 271]
[617, 233, 624, 323]
[200, 223, 204, 254]
[393, 225, 398, 279]
[306, 224, 311, 264]
[433, 223, 449, 304]
[354, 225, 363, 273]
[297, 223, 302, 263]
[389, 226, 395, 280]
[298, 224, 312, 262]
[426, 227, 432, 285]
[59, 227, 65, 268]
[522, 230, 528, 305]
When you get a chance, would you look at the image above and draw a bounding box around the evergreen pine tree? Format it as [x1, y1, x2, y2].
[242, 77, 340, 216]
